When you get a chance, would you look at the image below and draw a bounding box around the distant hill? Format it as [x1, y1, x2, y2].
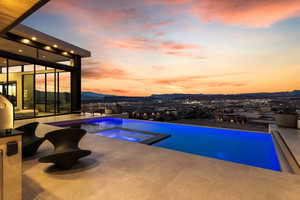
[151, 94, 205, 99]
[82, 90, 300, 101]
[81, 92, 114, 100]
[151, 90, 300, 99]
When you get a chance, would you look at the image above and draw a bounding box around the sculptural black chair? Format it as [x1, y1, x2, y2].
[16, 122, 44, 157]
[38, 128, 91, 170]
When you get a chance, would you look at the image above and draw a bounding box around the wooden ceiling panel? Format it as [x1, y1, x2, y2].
[0, 0, 49, 34]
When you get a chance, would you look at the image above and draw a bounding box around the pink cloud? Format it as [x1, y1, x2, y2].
[166, 0, 193, 4]
[82, 60, 130, 80]
[109, 38, 204, 59]
[143, 19, 175, 31]
[154, 31, 165, 37]
[150, 0, 194, 6]
[192, 0, 300, 27]
[110, 38, 197, 51]
[41, 0, 146, 28]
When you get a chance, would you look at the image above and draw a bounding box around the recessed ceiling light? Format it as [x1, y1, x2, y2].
[45, 46, 51, 50]
[62, 52, 68, 56]
[31, 37, 37, 41]
[21, 39, 30, 44]
[53, 44, 58, 48]
[18, 49, 23, 53]
[70, 50, 74, 54]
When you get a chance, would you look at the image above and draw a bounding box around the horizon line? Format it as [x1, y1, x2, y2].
[82, 89, 300, 97]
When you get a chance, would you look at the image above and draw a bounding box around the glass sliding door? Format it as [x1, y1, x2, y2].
[46, 69, 56, 115]
[22, 73, 35, 118]
[35, 67, 58, 116]
[7, 82, 17, 106]
[0, 58, 7, 98]
[35, 73, 46, 115]
[58, 72, 71, 113]
[0, 57, 73, 119]
[0, 83, 7, 96]
[8, 60, 22, 107]
[34, 68, 72, 116]
[8, 61, 33, 119]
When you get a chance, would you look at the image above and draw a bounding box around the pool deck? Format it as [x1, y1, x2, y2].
[269, 124, 300, 170]
[17, 114, 300, 200]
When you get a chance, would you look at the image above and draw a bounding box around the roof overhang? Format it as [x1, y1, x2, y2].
[0, 0, 50, 35]
[10, 24, 91, 58]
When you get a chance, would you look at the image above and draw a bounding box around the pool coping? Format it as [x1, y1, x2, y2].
[269, 124, 300, 175]
[46, 116, 269, 135]
[272, 131, 300, 174]
[47, 116, 283, 172]
[118, 117, 269, 134]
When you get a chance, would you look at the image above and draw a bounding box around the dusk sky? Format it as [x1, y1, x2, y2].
[23, 0, 300, 96]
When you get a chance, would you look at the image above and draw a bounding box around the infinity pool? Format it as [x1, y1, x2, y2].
[52, 117, 281, 171]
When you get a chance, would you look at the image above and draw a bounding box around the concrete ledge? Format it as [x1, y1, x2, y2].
[269, 124, 300, 174]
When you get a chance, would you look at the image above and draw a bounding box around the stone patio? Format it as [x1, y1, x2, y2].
[17, 115, 300, 200]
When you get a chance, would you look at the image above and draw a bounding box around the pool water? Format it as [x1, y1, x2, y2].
[53, 117, 281, 171]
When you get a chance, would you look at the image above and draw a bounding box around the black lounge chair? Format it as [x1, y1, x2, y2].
[16, 122, 44, 157]
[38, 128, 91, 170]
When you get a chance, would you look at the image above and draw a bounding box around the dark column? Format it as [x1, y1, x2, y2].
[71, 55, 81, 112]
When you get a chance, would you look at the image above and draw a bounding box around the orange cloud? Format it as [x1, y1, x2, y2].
[160, 41, 200, 50]
[192, 0, 300, 27]
[84, 88, 136, 96]
[151, 65, 166, 71]
[153, 73, 247, 88]
[164, 51, 205, 59]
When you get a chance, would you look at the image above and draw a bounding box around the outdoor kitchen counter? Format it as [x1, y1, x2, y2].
[0, 130, 22, 138]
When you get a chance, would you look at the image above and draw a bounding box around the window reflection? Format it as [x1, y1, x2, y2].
[0, 57, 73, 119]
[35, 73, 46, 114]
[46, 71, 56, 114]
[58, 72, 71, 113]
[22, 74, 35, 118]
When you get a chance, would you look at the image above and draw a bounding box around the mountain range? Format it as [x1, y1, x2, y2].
[82, 90, 300, 101]
[81, 92, 115, 100]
